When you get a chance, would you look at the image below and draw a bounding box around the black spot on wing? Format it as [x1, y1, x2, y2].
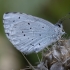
[30, 43, 34, 46]
[13, 20, 15, 22]
[39, 43, 40, 45]
[6, 33, 9, 36]
[28, 23, 30, 25]
[18, 17, 20, 19]
[24, 34, 25, 36]
[22, 31, 24, 33]
[32, 39, 33, 40]
[39, 34, 41, 36]
[42, 27, 44, 28]
[30, 27, 32, 29]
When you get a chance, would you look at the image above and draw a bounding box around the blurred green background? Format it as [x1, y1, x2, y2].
[0, 0, 70, 70]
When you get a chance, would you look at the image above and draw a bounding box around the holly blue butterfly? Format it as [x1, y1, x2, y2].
[3, 12, 65, 54]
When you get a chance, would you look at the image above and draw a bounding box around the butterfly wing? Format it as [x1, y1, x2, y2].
[3, 12, 62, 54]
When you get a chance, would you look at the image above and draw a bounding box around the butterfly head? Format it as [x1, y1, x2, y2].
[55, 23, 65, 36]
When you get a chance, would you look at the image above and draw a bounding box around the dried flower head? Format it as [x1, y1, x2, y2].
[37, 39, 70, 70]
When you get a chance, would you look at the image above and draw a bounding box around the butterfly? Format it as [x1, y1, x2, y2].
[3, 12, 65, 54]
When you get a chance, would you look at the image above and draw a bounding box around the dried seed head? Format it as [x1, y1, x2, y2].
[36, 39, 70, 70]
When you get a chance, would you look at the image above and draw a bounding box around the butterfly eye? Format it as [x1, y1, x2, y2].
[57, 24, 61, 27]
[55, 23, 62, 28]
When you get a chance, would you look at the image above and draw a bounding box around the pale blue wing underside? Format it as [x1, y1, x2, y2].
[3, 12, 64, 54]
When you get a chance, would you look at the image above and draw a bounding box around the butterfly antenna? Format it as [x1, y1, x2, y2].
[58, 13, 70, 23]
